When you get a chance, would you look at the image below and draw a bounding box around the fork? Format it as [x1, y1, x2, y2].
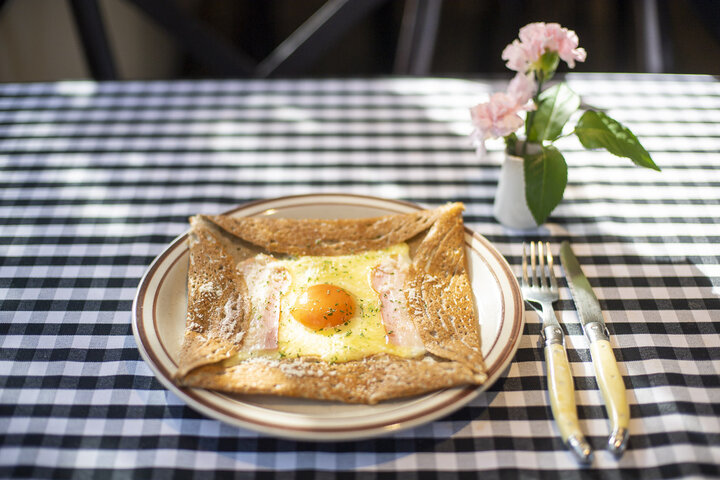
[522, 242, 593, 464]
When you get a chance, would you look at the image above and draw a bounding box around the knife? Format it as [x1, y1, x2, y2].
[559, 241, 630, 457]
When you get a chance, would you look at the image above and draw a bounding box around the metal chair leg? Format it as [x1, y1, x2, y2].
[68, 0, 118, 80]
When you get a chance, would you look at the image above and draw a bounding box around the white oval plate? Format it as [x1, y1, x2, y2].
[132, 194, 524, 441]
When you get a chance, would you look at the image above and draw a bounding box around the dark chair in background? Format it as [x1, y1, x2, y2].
[66, 0, 442, 80]
[3, 0, 718, 80]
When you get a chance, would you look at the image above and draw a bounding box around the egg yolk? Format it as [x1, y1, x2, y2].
[291, 284, 356, 330]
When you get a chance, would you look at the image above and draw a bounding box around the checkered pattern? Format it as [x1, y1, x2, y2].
[1, 75, 719, 479]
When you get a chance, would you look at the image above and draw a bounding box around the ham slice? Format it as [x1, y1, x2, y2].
[372, 255, 426, 355]
[238, 254, 290, 351]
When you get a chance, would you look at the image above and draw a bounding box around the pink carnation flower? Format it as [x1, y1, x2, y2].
[470, 73, 537, 147]
[502, 22, 587, 72]
[543, 23, 587, 68]
[502, 41, 531, 73]
[506, 73, 537, 109]
[470, 92, 525, 142]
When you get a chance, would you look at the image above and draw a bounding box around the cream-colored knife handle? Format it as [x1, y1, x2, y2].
[589, 338, 630, 456]
[545, 342, 592, 464]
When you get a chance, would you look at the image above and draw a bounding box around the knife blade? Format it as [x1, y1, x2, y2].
[559, 241, 630, 457]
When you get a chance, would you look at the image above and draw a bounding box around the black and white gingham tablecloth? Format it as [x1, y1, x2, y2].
[1, 74, 719, 478]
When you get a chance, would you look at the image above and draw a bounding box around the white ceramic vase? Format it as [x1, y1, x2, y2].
[493, 146, 539, 230]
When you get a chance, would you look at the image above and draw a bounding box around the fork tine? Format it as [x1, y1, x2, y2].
[522, 242, 529, 287]
[546, 242, 558, 290]
[538, 241, 547, 288]
[530, 241, 538, 287]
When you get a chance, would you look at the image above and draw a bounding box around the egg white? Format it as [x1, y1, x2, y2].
[281, 243, 416, 362]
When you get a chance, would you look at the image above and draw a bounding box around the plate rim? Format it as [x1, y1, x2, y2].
[132, 193, 524, 440]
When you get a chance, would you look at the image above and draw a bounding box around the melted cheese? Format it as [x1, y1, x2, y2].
[236, 243, 424, 363]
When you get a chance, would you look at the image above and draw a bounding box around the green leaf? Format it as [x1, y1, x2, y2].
[528, 83, 580, 142]
[575, 110, 660, 171]
[523, 145, 568, 225]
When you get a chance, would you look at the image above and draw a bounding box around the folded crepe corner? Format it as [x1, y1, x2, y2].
[173, 202, 487, 403]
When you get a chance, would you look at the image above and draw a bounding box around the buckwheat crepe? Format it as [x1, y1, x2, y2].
[173, 203, 487, 404]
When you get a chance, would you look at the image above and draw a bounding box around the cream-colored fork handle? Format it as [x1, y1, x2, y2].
[545, 341, 593, 464]
[590, 339, 630, 455]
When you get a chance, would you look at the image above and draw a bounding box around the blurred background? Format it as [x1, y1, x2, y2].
[1, 0, 719, 82]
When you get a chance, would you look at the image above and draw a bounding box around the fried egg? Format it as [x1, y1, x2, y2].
[238, 243, 425, 363]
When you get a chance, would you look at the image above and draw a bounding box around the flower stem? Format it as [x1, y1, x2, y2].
[523, 74, 545, 156]
[555, 129, 577, 141]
